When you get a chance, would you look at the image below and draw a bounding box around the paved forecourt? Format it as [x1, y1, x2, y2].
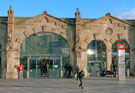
[0, 77, 135, 93]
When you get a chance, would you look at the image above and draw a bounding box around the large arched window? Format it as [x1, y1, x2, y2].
[20, 32, 70, 78]
[87, 40, 106, 77]
[112, 40, 130, 75]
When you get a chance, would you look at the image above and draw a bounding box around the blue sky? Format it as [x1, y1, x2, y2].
[0, 0, 135, 19]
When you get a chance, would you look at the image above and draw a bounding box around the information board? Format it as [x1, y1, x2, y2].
[118, 43, 125, 80]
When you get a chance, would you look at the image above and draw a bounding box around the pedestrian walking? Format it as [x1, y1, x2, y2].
[75, 65, 79, 80]
[67, 64, 73, 78]
[18, 64, 24, 79]
[112, 63, 117, 77]
[78, 70, 85, 89]
[64, 63, 69, 78]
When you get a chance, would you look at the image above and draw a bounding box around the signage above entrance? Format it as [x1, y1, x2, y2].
[118, 43, 125, 50]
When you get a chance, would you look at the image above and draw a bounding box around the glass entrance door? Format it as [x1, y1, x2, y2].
[49, 58, 60, 78]
[29, 59, 41, 78]
[28, 56, 62, 78]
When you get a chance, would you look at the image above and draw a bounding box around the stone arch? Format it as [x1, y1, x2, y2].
[112, 39, 130, 49]
[19, 32, 70, 77]
[10, 15, 74, 79]
[19, 32, 70, 55]
[112, 39, 130, 76]
[15, 30, 69, 51]
[14, 26, 71, 72]
[87, 40, 107, 49]
[15, 23, 68, 45]
[20, 31, 70, 48]
[85, 38, 107, 50]
[87, 40, 107, 77]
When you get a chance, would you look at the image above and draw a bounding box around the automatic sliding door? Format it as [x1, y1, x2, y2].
[29, 59, 40, 78]
[49, 58, 60, 78]
[27, 56, 62, 78]
[53, 58, 60, 78]
[30, 59, 36, 77]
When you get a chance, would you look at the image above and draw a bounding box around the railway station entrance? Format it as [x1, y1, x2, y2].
[20, 32, 70, 78]
[20, 55, 62, 78]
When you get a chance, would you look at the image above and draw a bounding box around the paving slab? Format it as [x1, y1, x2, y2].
[0, 77, 135, 93]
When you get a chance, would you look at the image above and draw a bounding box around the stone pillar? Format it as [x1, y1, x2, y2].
[5, 6, 19, 79]
[130, 49, 135, 75]
[1, 49, 7, 78]
[76, 50, 88, 77]
[6, 49, 20, 79]
[75, 8, 81, 66]
[75, 8, 81, 43]
[106, 49, 112, 71]
[74, 8, 87, 77]
[76, 51, 82, 69]
[81, 50, 88, 77]
[75, 8, 82, 69]
[69, 48, 74, 66]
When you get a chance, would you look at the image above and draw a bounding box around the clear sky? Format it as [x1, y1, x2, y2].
[0, 0, 135, 19]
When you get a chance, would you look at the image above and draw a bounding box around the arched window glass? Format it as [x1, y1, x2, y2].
[112, 40, 130, 76]
[20, 32, 70, 78]
[87, 40, 106, 77]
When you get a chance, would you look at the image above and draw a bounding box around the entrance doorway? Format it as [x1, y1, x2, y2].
[20, 32, 70, 78]
[21, 56, 63, 78]
[87, 40, 107, 77]
[112, 40, 130, 76]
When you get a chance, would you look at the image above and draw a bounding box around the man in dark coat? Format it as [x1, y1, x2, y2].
[64, 64, 68, 78]
[78, 70, 85, 89]
[112, 63, 116, 77]
[67, 64, 73, 78]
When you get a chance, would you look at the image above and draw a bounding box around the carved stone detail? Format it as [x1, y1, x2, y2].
[105, 27, 113, 35]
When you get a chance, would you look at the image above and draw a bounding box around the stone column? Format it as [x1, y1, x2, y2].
[6, 49, 20, 79]
[106, 49, 112, 71]
[1, 49, 7, 78]
[76, 49, 88, 77]
[69, 48, 74, 66]
[130, 49, 135, 75]
[5, 6, 19, 79]
[75, 8, 82, 68]
[75, 8, 88, 77]
[76, 50, 82, 68]
[81, 50, 88, 77]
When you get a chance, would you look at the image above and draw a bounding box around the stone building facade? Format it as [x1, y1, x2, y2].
[0, 6, 135, 79]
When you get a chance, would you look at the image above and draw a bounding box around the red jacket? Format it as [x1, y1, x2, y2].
[18, 65, 24, 72]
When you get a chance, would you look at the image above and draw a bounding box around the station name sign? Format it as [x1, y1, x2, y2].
[118, 43, 125, 64]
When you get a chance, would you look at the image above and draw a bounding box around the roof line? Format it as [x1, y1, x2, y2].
[82, 14, 135, 27]
[46, 13, 75, 26]
[109, 15, 131, 26]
